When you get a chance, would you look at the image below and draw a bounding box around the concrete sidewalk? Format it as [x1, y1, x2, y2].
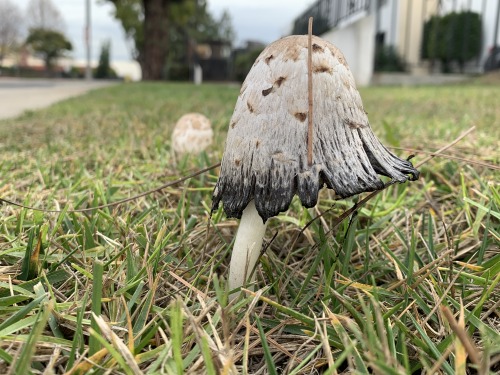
[0, 78, 118, 120]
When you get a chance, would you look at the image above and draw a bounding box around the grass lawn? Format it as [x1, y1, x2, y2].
[0, 80, 498, 374]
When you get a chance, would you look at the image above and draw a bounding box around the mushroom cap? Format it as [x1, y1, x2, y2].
[172, 113, 213, 154]
[212, 35, 419, 222]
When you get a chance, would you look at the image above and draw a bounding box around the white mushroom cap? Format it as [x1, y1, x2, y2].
[171, 113, 213, 154]
[212, 35, 419, 222]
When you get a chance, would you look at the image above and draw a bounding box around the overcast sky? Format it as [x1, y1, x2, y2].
[15, 0, 315, 62]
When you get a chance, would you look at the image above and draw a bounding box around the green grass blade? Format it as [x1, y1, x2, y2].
[408, 314, 454, 375]
[0, 294, 46, 333]
[255, 316, 278, 375]
[10, 300, 53, 375]
[66, 291, 88, 370]
[88, 327, 134, 375]
[89, 260, 104, 355]
[170, 300, 184, 375]
[199, 335, 217, 375]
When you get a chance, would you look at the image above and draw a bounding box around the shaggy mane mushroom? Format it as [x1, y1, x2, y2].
[171, 113, 213, 154]
[212, 35, 419, 296]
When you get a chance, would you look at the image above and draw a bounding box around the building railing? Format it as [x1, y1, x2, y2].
[292, 0, 371, 35]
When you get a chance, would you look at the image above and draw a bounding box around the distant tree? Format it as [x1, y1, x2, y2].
[103, 0, 232, 80]
[217, 10, 235, 44]
[174, 0, 221, 42]
[25, 28, 72, 73]
[0, 0, 23, 65]
[95, 40, 117, 78]
[24, 0, 71, 74]
[103, 0, 189, 80]
[26, 0, 65, 32]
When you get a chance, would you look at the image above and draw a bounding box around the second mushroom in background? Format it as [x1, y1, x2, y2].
[171, 113, 213, 155]
[212, 35, 419, 296]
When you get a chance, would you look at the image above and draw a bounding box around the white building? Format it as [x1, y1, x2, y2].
[291, 0, 500, 85]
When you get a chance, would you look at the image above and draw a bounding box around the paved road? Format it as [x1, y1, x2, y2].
[0, 78, 118, 120]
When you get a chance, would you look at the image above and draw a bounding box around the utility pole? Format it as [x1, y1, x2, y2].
[85, 0, 92, 80]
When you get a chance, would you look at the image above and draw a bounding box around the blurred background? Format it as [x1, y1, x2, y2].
[0, 0, 499, 84]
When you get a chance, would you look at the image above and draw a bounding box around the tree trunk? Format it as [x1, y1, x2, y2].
[141, 0, 169, 80]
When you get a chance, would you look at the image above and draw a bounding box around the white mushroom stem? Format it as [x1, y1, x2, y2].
[228, 200, 268, 296]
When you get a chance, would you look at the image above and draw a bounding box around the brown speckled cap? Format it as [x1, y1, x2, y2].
[212, 35, 419, 223]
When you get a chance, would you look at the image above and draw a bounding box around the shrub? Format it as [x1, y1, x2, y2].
[422, 11, 482, 72]
[374, 45, 406, 72]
